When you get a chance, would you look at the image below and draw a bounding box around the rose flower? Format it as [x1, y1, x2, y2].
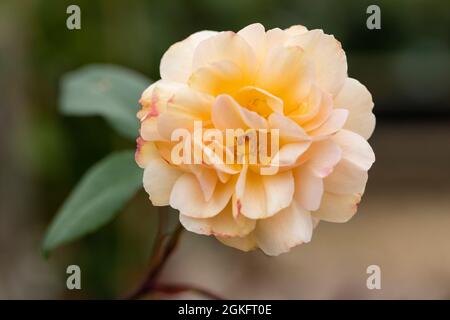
[135, 23, 375, 256]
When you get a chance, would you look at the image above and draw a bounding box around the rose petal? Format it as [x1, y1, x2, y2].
[138, 80, 185, 121]
[189, 165, 218, 201]
[201, 141, 241, 175]
[293, 166, 324, 211]
[192, 31, 258, 77]
[160, 31, 217, 83]
[332, 129, 375, 170]
[268, 112, 310, 142]
[235, 86, 284, 116]
[274, 142, 312, 167]
[263, 171, 295, 216]
[308, 109, 348, 137]
[288, 85, 324, 124]
[140, 117, 163, 141]
[265, 28, 288, 49]
[189, 60, 249, 96]
[216, 233, 257, 252]
[334, 78, 375, 139]
[237, 23, 267, 64]
[143, 158, 183, 206]
[255, 200, 313, 256]
[286, 29, 347, 96]
[238, 169, 294, 219]
[170, 173, 234, 218]
[167, 86, 214, 119]
[179, 202, 255, 238]
[304, 140, 342, 178]
[156, 111, 198, 141]
[284, 25, 308, 37]
[256, 45, 312, 105]
[211, 94, 268, 130]
[323, 159, 368, 194]
[300, 90, 333, 132]
[313, 192, 361, 223]
[135, 138, 158, 168]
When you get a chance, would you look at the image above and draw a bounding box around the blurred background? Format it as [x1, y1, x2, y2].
[0, 0, 449, 299]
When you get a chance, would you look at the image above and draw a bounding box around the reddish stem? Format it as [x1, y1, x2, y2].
[123, 208, 224, 300]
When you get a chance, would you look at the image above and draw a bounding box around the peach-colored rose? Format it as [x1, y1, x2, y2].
[135, 23, 375, 256]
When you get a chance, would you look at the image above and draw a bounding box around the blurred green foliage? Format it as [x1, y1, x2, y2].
[43, 150, 142, 255]
[59, 64, 150, 139]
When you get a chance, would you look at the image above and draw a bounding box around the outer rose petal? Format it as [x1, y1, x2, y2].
[323, 159, 368, 194]
[135, 137, 158, 168]
[323, 130, 374, 195]
[170, 173, 234, 218]
[334, 78, 375, 139]
[192, 31, 258, 77]
[237, 169, 294, 219]
[154, 86, 214, 140]
[286, 29, 347, 96]
[189, 165, 218, 201]
[235, 166, 265, 219]
[293, 166, 324, 211]
[284, 25, 308, 37]
[265, 28, 288, 49]
[237, 23, 266, 64]
[140, 117, 163, 141]
[156, 111, 198, 141]
[313, 192, 361, 223]
[143, 158, 183, 206]
[154, 141, 178, 164]
[167, 86, 214, 119]
[216, 233, 257, 252]
[235, 165, 248, 200]
[138, 80, 185, 121]
[263, 171, 295, 216]
[304, 140, 342, 178]
[332, 129, 375, 171]
[160, 31, 217, 83]
[179, 202, 255, 237]
[139, 81, 188, 141]
[137, 83, 156, 120]
[255, 200, 313, 256]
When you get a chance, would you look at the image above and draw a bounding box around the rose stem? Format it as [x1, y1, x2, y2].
[123, 207, 180, 299]
[123, 207, 224, 300]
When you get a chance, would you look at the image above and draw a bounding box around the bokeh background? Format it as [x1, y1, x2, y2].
[1, 0, 449, 299]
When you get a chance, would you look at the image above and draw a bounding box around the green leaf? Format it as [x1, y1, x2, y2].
[42, 150, 142, 256]
[60, 64, 151, 139]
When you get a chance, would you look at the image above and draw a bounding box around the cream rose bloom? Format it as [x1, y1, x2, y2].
[135, 23, 375, 256]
